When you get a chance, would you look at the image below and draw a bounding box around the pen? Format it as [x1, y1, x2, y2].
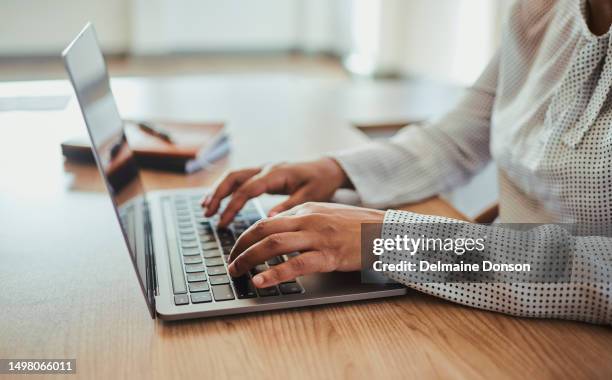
[110, 134, 127, 159]
[137, 122, 174, 143]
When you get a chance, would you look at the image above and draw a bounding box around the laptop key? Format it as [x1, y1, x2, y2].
[162, 200, 187, 295]
[174, 294, 189, 305]
[205, 257, 224, 267]
[233, 220, 248, 229]
[180, 234, 197, 241]
[212, 284, 235, 301]
[185, 264, 205, 273]
[279, 282, 303, 295]
[207, 266, 227, 276]
[188, 281, 210, 292]
[251, 264, 268, 275]
[198, 223, 213, 233]
[201, 242, 219, 250]
[187, 273, 207, 282]
[183, 256, 202, 265]
[202, 249, 222, 258]
[217, 227, 233, 236]
[209, 275, 230, 285]
[246, 216, 262, 225]
[199, 232, 214, 240]
[181, 242, 199, 249]
[234, 276, 257, 299]
[217, 229, 235, 246]
[257, 286, 279, 297]
[182, 247, 201, 256]
[266, 256, 284, 266]
[190, 292, 212, 304]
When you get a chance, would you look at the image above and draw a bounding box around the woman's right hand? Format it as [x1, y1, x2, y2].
[202, 157, 352, 228]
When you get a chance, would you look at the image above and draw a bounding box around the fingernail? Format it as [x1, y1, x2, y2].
[268, 211, 278, 217]
[253, 275, 264, 286]
[227, 263, 236, 276]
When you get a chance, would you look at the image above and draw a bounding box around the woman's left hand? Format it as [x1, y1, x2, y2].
[227, 202, 385, 288]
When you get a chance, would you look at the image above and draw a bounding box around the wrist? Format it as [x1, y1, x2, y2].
[361, 209, 386, 269]
[320, 157, 353, 189]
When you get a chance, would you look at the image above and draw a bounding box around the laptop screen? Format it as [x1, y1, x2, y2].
[62, 23, 156, 317]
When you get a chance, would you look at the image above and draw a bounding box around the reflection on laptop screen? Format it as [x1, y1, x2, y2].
[62, 23, 155, 316]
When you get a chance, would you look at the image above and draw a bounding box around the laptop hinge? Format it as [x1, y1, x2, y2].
[143, 201, 158, 318]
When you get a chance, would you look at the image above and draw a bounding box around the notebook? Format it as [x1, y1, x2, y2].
[62, 120, 229, 173]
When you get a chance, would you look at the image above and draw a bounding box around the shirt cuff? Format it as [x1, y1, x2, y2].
[331, 142, 395, 208]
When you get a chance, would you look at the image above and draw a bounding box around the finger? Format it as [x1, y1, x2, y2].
[217, 176, 269, 227]
[251, 251, 326, 287]
[227, 231, 315, 277]
[218, 163, 303, 226]
[205, 170, 259, 215]
[219, 167, 284, 227]
[229, 216, 303, 262]
[267, 186, 313, 217]
[204, 169, 260, 217]
[200, 194, 211, 207]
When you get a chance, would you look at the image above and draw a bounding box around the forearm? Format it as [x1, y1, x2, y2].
[379, 210, 612, 325]
[331, 53, 499, 208]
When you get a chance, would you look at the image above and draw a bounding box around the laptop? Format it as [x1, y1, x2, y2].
[62, 23, 406, 320]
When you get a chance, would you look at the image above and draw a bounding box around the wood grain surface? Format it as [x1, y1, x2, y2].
[0, 77, 610, 380]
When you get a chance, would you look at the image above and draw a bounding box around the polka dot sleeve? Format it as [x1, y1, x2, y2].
[381, 210, 612, 325]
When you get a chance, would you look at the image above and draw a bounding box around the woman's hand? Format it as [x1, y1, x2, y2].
[202, 158, 351, 228]
[227, 202, 385, 288]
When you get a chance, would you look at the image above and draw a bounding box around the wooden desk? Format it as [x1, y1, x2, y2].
[0, 77, 610, 380]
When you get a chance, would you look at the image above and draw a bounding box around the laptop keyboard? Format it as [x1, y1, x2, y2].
[163, 195, 304, 306]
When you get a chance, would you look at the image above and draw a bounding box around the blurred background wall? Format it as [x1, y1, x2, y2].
[0, 0, 513, 84]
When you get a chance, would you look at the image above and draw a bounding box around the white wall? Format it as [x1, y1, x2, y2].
[0, 0, 130, 55]
[0, 0, 339, 56]
[343, 0, 500, 84]
[131, 0, 299, 54]
[402, 0, 499, 85]
[0, 0, 510, 85]
[130, 0, 347, 54]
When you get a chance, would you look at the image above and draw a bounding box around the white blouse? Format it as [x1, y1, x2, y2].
[333, 0, 612, 324]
